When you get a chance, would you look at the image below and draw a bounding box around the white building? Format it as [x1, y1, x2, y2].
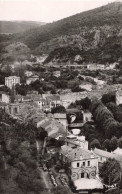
[2, 93, 10, 104]
[116, 90, 122, 105]
[5, 76, 20, 89]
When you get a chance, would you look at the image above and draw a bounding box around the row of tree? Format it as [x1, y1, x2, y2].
[90, 99, 122, 139]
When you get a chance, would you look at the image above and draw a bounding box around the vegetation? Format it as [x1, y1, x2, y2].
[99, 158, 122, 187]
[0, 109, 47, 194]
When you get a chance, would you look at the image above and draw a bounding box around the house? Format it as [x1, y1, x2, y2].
[97, 64, 105, 70]
[53, 113, 67, 130]
[79, 84, 92, 91]
[36, 117, 66, 139]
[2, 93, 10, 104]
[53, 71, 61, 78]
[0, 102, 7, 110]
[46, 95, 62, 109]
[7, 103, 20, 115]
[116, 90, 122, 105]
[87, 64, 97, 71]
[65, 135, 88, 150]
[26, 75, 39, 85]
[93, 148, 122, 168]
[5, 76, 20, 89]
[82, 110, 92, 123]
[87, 64, 105, 71]
[25, 71, 33, 77]
[60, 145, 99, 180]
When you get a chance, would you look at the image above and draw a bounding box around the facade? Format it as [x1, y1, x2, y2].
[2, 93, 10, 104]
[5, 76, 20, 89]
[53, 71, 61, 78]
[46, 95, 62, 109]
[116, 90, 122, 105]
[60, 145, 99, 181]
[82, 110, 92, 123]
[87, 64, 105, 71]
[7, 103, 20, 115]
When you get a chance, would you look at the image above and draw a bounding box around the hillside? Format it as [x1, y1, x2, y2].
[1, 2, 122, 64]
[0, 21, 46, 34]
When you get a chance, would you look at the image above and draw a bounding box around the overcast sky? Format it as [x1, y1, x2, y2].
[0, 0, 118, 23]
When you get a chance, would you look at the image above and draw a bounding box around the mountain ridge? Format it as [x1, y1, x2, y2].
[0, 20, 46, 34]
[1, 2, 122, 64]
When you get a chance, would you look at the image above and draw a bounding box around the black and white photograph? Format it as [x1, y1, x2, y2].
[0, 0, 122, 193]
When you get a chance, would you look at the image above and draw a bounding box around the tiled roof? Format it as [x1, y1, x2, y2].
[61, 145, 97, 161]
[93, 148, 122, 164]
[93, 148, 111, 158]
[74, 178, 103, 190]
[54, 113, 67, 119]
[46, 95, 60, 102]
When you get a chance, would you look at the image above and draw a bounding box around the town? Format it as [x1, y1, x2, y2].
[0, 1, 122, 194]
[0, 57, 122, 194]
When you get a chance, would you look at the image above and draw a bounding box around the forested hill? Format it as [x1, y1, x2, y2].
[13, 2, 122, 48]
[1, 2, 122, 64]
[0, 21, 46, 34]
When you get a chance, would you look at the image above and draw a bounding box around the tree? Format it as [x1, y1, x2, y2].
[118, 137, 122, 148]
[76, 97, 91, 110]
[99, 158, 121, 186]
[110, 136, 118, 151]
[102, 139, 111, 152]
[90, 139, 101, 149]
[51, 105, 66, 114]
[102, 92, 116, 104]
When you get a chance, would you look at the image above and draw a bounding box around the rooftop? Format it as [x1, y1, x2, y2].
[74, 178, 103, 190]
[61, 145, 97, 161]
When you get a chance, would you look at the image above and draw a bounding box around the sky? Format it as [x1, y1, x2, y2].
[0, 0, 119, 23]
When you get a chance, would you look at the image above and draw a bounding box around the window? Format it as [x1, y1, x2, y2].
[100, 157, 102, 161]
[77, 162, 79, 167]
[83, 162, 85, 166]
[81, 173, 84, 178]
[88, 161, 90, 166]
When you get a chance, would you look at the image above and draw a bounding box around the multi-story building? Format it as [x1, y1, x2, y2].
[60, 145, 99, 181]
[5, 76, 20, 89]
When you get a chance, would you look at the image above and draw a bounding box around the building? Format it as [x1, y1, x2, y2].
[60, 145, 99, 181]
[7, 103, 20, 115]
[2, 93, 10, 104]
[46, 95, 62, 109]
[5, 76, 20, 89]
[53, 71, 61, 78]
[26, 75, 39, 85]
[82, 110, 92, 123]
[93, 148, 122, 168]
[79, 84, 92, 91]
[116, 90, 122, 105]
[53, 113, 67, 129]
[87, 64, 105, 71]
[65, 135, 88, 150]
[87, 64, 97, 71]
[25, 71, 33, 77]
